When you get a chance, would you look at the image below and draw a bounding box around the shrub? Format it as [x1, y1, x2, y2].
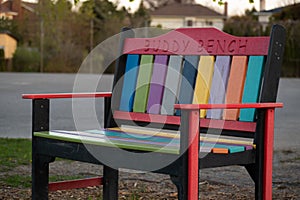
[12, 47, 40, 72]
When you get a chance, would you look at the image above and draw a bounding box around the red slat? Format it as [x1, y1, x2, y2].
[49, 177, 103, 191]
[174, 103, 283, 110]
[123, 28, 270, 55]
[22, 92, 112, 99]
[113, 111, 257, 132]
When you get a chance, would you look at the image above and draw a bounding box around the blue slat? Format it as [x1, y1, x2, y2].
[240, 56, 265, 121]
[176, 55, 200, 115]
[119, 54, 140, 111]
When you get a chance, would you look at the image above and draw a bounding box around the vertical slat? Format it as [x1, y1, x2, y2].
[240, 56, 265, 122]
[133, 55, 154, 113]
[161, 55, 183, 115]
[223, 56, 248, 120]
[147, 55, 169, 114]
[119, 54, 140, 111]
[176, 56, 200, 115]
[192, 56, 215, 118]
[207, 56, 231, 119]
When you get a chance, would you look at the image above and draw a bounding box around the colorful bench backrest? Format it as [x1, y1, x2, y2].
[111, 26, 285, 128]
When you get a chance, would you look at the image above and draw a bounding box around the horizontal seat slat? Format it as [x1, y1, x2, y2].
[34, 129, 254, 155]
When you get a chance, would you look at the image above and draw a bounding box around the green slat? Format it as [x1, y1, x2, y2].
[133, 55, 154, 113]
[34, 131, 179, 154]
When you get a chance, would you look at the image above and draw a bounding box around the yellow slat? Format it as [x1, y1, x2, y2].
[193, 56, 215, 118]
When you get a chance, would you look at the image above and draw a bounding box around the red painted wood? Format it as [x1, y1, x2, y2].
[188, 110, 200, 200]
[22, 92, 112, 99]
[114, 110, 181, 125]
[113, 111, 257, 132]
[263, 109, 275, 200]
[123, 28, 270, 56]
[48, 177, 103, 191]
[174, 103, 283, 110]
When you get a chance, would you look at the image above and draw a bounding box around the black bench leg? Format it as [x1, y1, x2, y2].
[103, 165, 118, 200]
[170, 174, 188, 200]
[32, 154, 54, 200]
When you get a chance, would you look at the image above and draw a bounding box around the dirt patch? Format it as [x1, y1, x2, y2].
[0, 148, 299, 199]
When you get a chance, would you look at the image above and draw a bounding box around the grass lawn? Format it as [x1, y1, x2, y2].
[0, 138, 85, 188]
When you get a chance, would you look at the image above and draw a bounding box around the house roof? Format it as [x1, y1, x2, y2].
[151, 2, 223, 18]
[0, 0, 37, 13]
[258, 3, 300, 14]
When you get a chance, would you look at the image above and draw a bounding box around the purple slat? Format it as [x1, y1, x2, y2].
[207, 56, 231, 119]
[147, 55, 169, 114]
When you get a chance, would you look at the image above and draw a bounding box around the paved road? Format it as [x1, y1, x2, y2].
[0, 73, 299, 150]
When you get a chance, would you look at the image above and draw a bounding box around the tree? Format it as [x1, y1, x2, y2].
[223, 8, 262, 36]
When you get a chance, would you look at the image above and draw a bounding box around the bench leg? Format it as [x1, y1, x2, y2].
[32, 154, 54, 200]
[170, 174, 188, 200]
[103, 165, 118, 200]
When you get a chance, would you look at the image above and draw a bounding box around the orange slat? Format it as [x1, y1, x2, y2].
[223, 56, 248, 120]
[212, 148, 229, 154]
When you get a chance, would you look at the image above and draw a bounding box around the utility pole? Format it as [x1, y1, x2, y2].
[40, 18, 44, 73]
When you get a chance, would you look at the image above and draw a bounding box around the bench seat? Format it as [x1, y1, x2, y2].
[34, 128, 254, 155]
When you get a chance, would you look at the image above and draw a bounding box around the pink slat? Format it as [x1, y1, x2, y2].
[263, 109, 275, 199]
[174, 103, 283, 110]
[113, 111, 257, 132]
[123, 28, 269, 55]
[49, 177, 103, 191]
[22, 92, 112, 99]
[188, 110, 200, 200]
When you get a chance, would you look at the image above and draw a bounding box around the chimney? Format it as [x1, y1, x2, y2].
[260, 0, 266, 11]
[12, 0, 21, 12]
[224, 2, 228, 17]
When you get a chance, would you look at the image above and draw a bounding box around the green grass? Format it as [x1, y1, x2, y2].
[0, 138, 32, 171]
[0, 138, 96, 188]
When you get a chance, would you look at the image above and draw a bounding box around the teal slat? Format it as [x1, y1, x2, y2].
[240, 56, 265, 121]
[200, 142, 245, 153]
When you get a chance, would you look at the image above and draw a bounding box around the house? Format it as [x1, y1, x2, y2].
[150, 2, 227, 30]
[255, 3, 300, 31]
[0, 31, 17, 71]
[0, 0, 37, 20]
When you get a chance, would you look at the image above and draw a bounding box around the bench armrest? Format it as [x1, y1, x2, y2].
[22, 92, 112, 99]
[174, 103, 283, 110]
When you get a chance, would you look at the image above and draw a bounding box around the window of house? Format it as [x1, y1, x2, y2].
[205, 21, 213, 26]
[187, 20, 193, 27]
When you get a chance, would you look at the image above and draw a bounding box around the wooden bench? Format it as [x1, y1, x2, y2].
[23, 24, 286, 200]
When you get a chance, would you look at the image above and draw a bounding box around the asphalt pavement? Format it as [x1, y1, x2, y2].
[0, 72, 299, 151]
